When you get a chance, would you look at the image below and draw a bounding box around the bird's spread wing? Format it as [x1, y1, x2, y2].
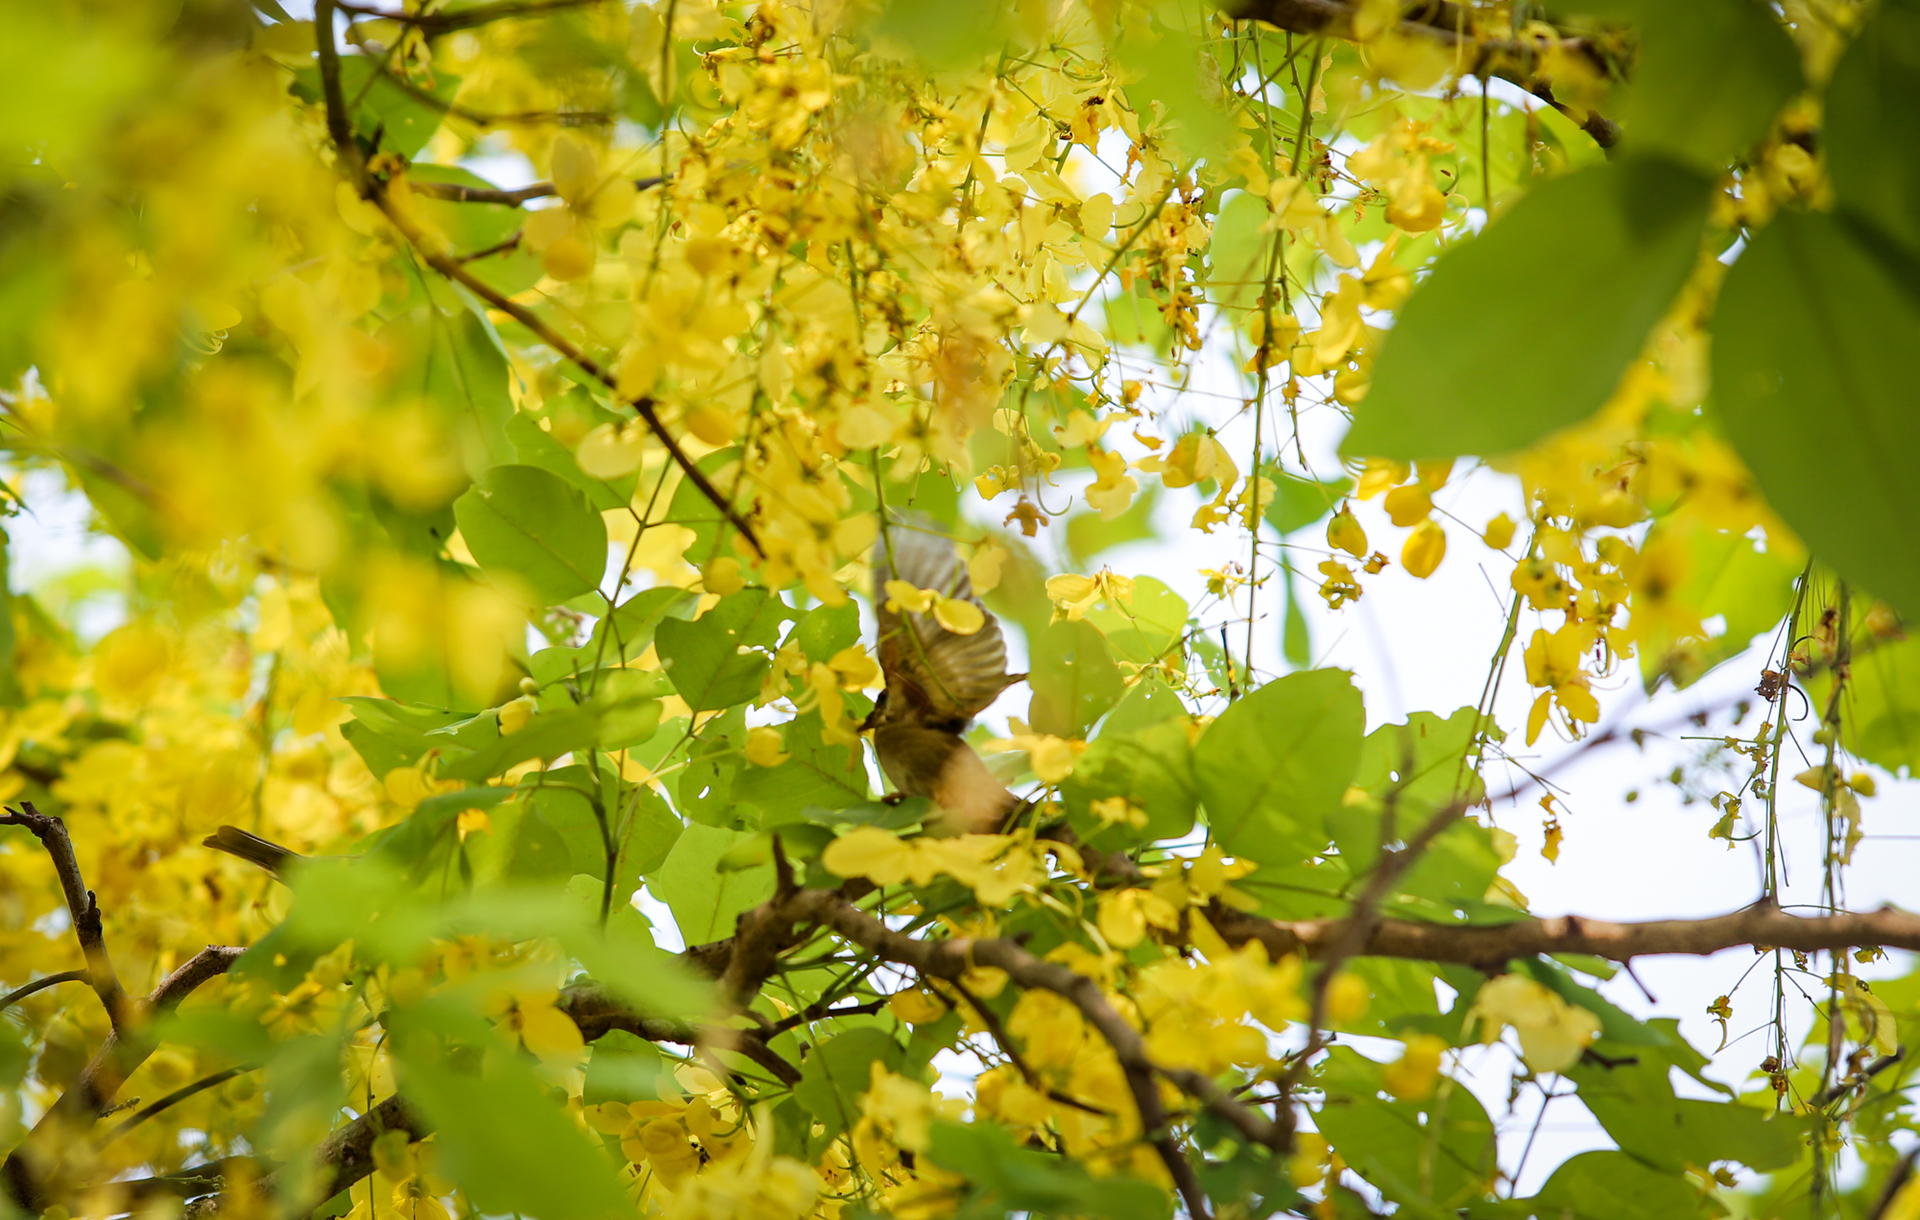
[874, 525, 1012, 723]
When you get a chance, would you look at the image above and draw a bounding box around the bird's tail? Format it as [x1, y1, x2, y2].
[203, 826, 302, 878]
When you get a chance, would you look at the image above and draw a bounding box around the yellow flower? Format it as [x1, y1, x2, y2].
[1098, 887, 1181, 949]
[1401, 519, 1446, 579]
[1483, 512, 1516, 550]
[1381, 1033, 1446, 1100]
[932, 596, 985, 635]
[1084, 446, 1139, 519]
[1324, 972, 1370, 1024]
[1382, 482, 1431, 527]
[888, 989, 947, 1025]
[1522, 625, 1600, 744]
[744, 725, 789, 767]
[497, 695, 537, 735]
[483, 980, 586, 1066]
[822, 826, 920, 886]
[1327, 506, 1368, 557]
[1465, 974, 1601, 1073]
[703, 556, 745, 596]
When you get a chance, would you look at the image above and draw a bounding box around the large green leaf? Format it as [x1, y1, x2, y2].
[1818, 632, 1920, 774]
[793, 1026, 904, 1144]
[453, 465, 608, 607]
[1343, 157, 1714, 460]
[1521, 1150, 1719, 1220]
[1713, 211, 1920, 619]
[1082, 575, 1188, 666]
[1314, 1048, 1497, 1216]
[1609, 0, 1801, 172]
[1027, 619, 1124, 738]
[1061, 716, 1198, 850]
[649, 823, 774, 945]
[396, 1048, 629, 1220]
[1825, 0, 1920, 256]
[1195, 668, 1363, 865]
[655, 588, 790, 712]
[1565, 1050, 1804, 1173]
[927, 1120, 1173, 1220]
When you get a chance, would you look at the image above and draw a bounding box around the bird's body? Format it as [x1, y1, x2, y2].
[869, 525, 1023, 834]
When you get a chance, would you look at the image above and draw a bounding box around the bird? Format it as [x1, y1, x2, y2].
[203, 825, 304, 878]
[867, 523, 1025, 834]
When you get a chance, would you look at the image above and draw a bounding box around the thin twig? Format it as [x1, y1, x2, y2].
[335, 0, 603, 34]
[99, 1067, 255, 1147]
[0, 970, 89, 1013]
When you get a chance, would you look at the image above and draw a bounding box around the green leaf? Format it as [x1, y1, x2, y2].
[1344, 157, 1714, 460]
[1611, 0, 1801, 172]
[1062, 717, 1197, 850]
[1102, 675, 1186, 735]
[1208, 189, 1273, 311]
[649, 823, 774, 945]
[1195, 669, 1363, 865]
[582, 1029, 666, 1105]
[292, 58, 458, 160]
[794, 1027, 904, 1144]
[1082, 575, 1188, 666]
[453, 465, 608, 607]
[1117, 17, 1231, 166]
[1028, 619, 1124, 737]
[506, 411, 633, 513]
[1634, 518, 1799, 690]
[734, 709, 871, 812]
[1264, 468, 1354, 535]
[620, 783, 683, 877]
[437, 705, 601, 782]
[1314, 1049, 1497, 1216]
[586, 585, 699, 667]
[1713, 210, 1920, 619]
[1565, 1048, 1805, 1173]
[423, 302, 518, 477]
[1825, 0, 1920, 257]
[1334, 708, 1482, 875]
[1522, 1150, 1720, 1220]
[655, 588, 790, 712]
[395, 1046, 629, 1220]
[927, 1120, 1173, 1220]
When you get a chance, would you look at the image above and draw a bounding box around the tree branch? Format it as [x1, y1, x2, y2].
[1, 804, 128, 1030]
[558, 982, 801, 1085]
[1, 945, 245, 1213]
[335, 0, 604, 34]
[183, 1095, 426, 1219]
[98, 1066, 255, 1148]
[754, 888, 1267, 1218]
[411, 176, 664, 207]
[1208, 901, 1920, 967]
[0, 970, 89, 1013]
[1220, 0, 1623, 148]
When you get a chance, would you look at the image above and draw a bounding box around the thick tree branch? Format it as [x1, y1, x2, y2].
[1, 803, 129, 1031]
[1220, 0, 1623, 148]
[558, 982, 801, 1085]
[1208, 902, 1920, 966]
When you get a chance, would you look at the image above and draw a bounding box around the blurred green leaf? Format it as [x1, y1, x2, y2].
[1522, 1150, 1720, 1219]
[927, 1119, 1173, 1220]
[1083, 575, 1188, 665]
[1610, 0, 1801, 172]
[795, 1027, 904, 1144]
[1713, 210, 1920, 620]
[1345, 157, 1714, 460]
[1314, 1048, 1496, 1216]
[396, 1046, 629, 1220]
[1824, 0, 1920, 256]
[1264, 468, 1353, 535]
[582, 1029, 666, 1105]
